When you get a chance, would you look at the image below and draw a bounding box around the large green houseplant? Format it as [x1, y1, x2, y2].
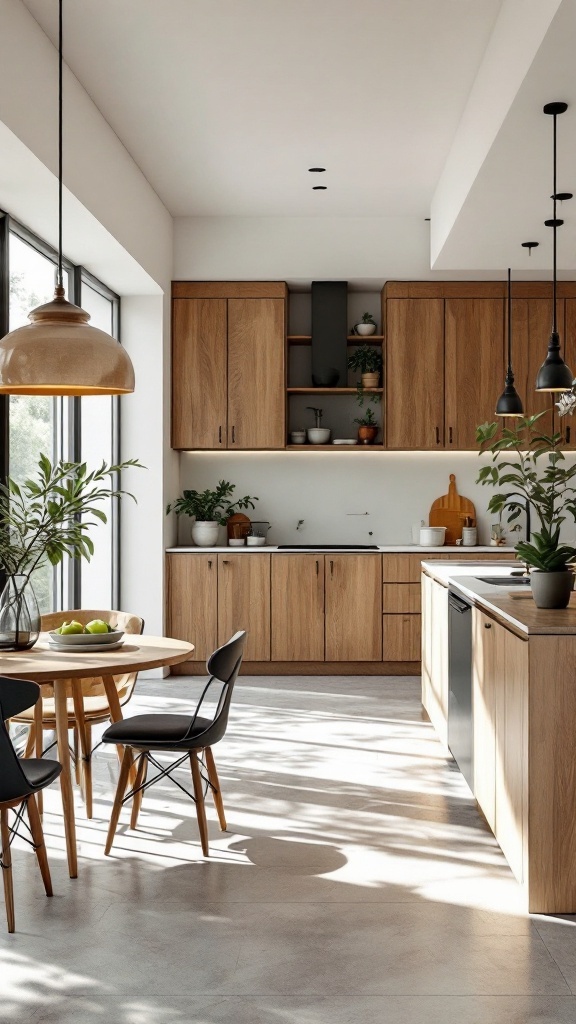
[477, 413, 576, 607]
[0, 453, 142, 648]
[166, 480, 258, 547]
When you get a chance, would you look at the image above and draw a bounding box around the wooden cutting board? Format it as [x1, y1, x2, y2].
[429, 474, 476, 545]
[226, 512, 251, 541]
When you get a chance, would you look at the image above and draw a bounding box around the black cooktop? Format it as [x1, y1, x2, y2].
[277, 544, 379, 550]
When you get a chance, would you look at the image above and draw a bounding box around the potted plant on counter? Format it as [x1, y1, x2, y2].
[347, 343, 382, 390]
[477, 413, 576, 608]
[166, 480, 258, 547]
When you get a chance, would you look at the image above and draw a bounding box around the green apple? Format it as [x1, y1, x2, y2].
[85, 619, 110, 635]
[59, 620, 84, 635]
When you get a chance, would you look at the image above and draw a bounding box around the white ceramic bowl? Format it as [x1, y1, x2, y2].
[228, 538, 245, 547]
[419, 526, 446, 546]
[307, 427, 331, 444]
[247, 536, 266, 546]
[355, 323, 376, 336]
[290, 431, 307, 444]
[48, 629, 124, 646]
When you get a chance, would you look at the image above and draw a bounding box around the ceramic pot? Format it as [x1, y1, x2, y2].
[307, 427, 331, 444]
[0, 574, 40, 650]
[312, 368, 340, 387]
[361, 371, 380, 389]
[357, 425, 378, 445]
[191, 520, 219, 547]
[355, 323, 376, 336]
[530, 569, 574, 609]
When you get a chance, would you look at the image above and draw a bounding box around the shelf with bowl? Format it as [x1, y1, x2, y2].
[286, 444, 385, 451]
[287, 335, 384, 346]
[287, 387, 383, 395]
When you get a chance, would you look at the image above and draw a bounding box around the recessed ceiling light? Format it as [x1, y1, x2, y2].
[309, 167, 326, 172]
[313, 186, 327, 190]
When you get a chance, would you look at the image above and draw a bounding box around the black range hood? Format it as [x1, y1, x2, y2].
[311, 281, 348, 387]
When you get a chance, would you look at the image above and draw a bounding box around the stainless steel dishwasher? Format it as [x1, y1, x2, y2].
[448, 587, 473, 788]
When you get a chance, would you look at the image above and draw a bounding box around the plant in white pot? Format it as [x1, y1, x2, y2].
[167, 480, 258, 547]
[354, 312, 377, 337]
[477, 414, 576, 608]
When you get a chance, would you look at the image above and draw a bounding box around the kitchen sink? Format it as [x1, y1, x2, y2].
[477, 576, 530, 586]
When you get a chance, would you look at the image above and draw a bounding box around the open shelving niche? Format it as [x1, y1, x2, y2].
[286, 317, 385, 448]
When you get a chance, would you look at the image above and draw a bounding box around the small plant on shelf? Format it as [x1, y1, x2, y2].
[354, 404, 379, 445]
[347, 344, 382, 378]
[352, 312, 377, 337]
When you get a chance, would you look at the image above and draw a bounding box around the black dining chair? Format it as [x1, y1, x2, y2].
[0, 677, 62, 932]
[102, 630, 246, 857]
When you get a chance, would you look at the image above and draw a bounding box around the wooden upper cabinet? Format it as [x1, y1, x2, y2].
[444, 298, 505, 449]
[511, 298, 559, 437]
[386, 298, 445, 449]
[172, 298, 227, 449]
[561, 299, 576, 449]
[166, 553, 217, 663]
[271, 554, 324, 661]
[227, 298, 286, 449]
[217, 553, 271, 661]
[325, 555, 382, 661]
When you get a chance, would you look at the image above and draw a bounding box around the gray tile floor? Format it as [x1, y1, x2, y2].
[3, 674, 576, 1023]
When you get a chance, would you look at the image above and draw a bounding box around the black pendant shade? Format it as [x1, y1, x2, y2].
[535, 101, 574, 393]
[496, 268, 524, 417]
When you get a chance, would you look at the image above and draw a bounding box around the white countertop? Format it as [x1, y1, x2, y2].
[167, 545, 516, 554]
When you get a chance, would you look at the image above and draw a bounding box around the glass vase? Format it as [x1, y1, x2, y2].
[0, 574, 41, 650]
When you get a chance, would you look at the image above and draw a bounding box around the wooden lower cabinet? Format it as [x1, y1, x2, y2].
[472, 609, 499, 831]
[383, 614, 421, 661]
[271, 554, 324, 661]
[218, 554, 271, 661]
[325, 555, 382, 661]
[421, 573, 449, 746]
[166, 553, 217, 662]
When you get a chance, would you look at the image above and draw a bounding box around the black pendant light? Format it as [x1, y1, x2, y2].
[535, 102, 573, 393]
[0, 0, 135, 395]
[496, 269, 523, 417]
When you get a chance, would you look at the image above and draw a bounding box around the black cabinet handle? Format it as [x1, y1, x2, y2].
[218, 425, 222, 444]
[316, 560, 319, 575]
[484, 623, 491, 629]
[330, 560, 334, 577]
[231, 425, 236, 444]
[222, 560, 229, 565]
[435, 426, 440, 445]
[208, 560, 212, 569]
[449, 426, 453, 444]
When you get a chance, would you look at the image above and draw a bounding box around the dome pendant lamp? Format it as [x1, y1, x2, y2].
[496, 268, 523, 417]
[0, 0, 135, 396]
[535, 101, 573, 393]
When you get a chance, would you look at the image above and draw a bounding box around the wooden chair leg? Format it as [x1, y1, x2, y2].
[1, 808, 15, 933]
[23, 723, 36, 759]
[26, 796, 53, 897]
[34, 699, 44, 818]
[204, 747, 227, 831]
[105, 747, 133, 856]
[130, 753, 148, 830]
[190, 751, 209, 857]
[72, 683, 93, 819]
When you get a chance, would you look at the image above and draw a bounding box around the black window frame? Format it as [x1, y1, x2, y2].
[0, 210, 122, 611]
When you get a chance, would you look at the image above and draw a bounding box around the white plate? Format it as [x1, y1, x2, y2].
[48, 629, 124, 646]
[332, 439, 357, 445]
[47, 639, 125, 653]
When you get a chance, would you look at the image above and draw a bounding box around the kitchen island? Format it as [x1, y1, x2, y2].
[422, 560, 576, 914]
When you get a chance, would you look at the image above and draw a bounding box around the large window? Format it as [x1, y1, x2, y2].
[3, 215, 121, 614]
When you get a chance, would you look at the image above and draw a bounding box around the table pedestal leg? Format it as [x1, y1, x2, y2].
[53, 678, 77, 878]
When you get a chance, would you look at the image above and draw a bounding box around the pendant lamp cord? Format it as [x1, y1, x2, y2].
[57, 0, 63, 289]
[552, 110, 557, 334]
[507, 267, 512, 374]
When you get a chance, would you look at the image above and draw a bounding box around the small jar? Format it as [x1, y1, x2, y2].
[290, 430, 307, 445]
[462, 526, 477, 546]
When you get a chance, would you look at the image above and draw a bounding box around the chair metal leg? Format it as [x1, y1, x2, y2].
[130, 753, 148, 830]
[190, 751, 209, 857]
[26, 796, 53, 897]
[105, 747, 133, 856]
[204, 747, 227, 831]
[34, 699, 44, 818]
[1, 808, 15, 933]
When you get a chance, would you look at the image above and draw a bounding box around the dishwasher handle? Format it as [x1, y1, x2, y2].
[449, 593, 471, 615]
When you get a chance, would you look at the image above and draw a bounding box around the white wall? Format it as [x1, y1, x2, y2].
[0, 1, 175, 637]
[176, 450, 528, 548]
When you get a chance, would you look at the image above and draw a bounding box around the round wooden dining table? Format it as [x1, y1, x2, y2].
[0, 633, 194, 878]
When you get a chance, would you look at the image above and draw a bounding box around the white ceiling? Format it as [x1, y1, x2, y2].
[22, 0, 503, 219]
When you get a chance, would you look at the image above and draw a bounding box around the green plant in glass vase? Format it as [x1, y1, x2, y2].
[476, 413, 576, 607]
[0, 453, 143, 648]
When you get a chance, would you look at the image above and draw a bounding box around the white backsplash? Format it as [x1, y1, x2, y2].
[176, 450, 535, 548]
